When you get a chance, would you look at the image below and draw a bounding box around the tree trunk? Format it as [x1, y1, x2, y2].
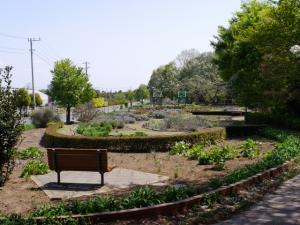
[66, 106, 71, 124]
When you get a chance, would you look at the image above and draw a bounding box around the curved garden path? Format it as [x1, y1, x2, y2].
[218, 174, 300, 225]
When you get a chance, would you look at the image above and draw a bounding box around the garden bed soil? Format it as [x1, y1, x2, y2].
[0, 129, 49, 215]
[57, 122, 186, 137]
[0, 129, 274, 215]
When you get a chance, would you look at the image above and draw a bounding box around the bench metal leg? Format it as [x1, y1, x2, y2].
[100, 172, 104, 186]
[57, 171, 61, 184]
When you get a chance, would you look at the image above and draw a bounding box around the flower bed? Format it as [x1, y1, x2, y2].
[1, 128, 299, 224]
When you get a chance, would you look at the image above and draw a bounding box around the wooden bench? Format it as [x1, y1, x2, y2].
[47, 148, 110, 185]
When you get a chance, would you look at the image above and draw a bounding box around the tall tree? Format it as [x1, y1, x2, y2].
[16, 88, 31, 116]
[134, 84, 150, 104]
[126, 90, 135, 107]
[148, 63, 178, 99]
[213, 0, 300, 114]
[48, 59, 95, 123]
[178, 52, 227, 104]
[30, 93, 43, 107]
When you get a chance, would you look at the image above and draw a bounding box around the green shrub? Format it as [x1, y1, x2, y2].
[31, 109, 60, 128]
[198, 145, 238, 169]
[21, 160, 49, 178]
[169, 141, 191, 155]
[239, 139, 260, 158]
[122, 186, 162, 208]
[17, 147, 44, 160]
[45, 123, 225, 152]
[77, 122, 112, 137]
[184, 144, 205, 160]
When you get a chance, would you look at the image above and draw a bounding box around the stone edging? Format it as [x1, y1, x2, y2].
[34, 159, 294, 223]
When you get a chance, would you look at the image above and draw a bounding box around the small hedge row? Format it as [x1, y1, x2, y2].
[245, 112, 300, 131]
[191, 111, 245, 116]
[43, 123, 226, 152]
[225, 124, 266, 137]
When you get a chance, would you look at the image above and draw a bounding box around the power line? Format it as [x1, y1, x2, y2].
[0, 50, 28, 54]
[38, 42, 61, 62]
[34, 52, 52, 65]
[0, 46, 27, 51]
[36, 48, 57, 62]
[0, 32, 27, 40]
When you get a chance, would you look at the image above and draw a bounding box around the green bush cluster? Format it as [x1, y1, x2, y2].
[20, 160, 49, 178]
[17, 147, 44, 160]
[170, 139, 261, 170]
[44, 123, 225, 152]
[77, 122, 112, 137]
[22, 124, 36, 131]
[245, 112, 300, 131]
[18, 147, 48, 178]
[239, 139, 260, 158]
[169, 141, 191, 155]
[209, 128, 300, 189]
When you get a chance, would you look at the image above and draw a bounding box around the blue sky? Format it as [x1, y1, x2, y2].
[0, 0, 242, 91]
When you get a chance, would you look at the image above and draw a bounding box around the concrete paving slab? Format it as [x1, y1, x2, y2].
[32, 168, 169, 200]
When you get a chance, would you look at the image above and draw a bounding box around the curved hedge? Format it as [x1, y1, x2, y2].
[43, 123, 226, 152]
[191, 111, 245, 116]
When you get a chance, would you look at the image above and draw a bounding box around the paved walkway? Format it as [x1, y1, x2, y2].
[218, 175, 300, 225]
[32, 168, 169, 200]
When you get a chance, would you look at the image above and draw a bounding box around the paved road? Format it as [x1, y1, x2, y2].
[218, 175, 300, 225]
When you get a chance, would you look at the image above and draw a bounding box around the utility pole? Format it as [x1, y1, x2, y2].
[83, 61, 90, 76]
[28, 37, 41, 110]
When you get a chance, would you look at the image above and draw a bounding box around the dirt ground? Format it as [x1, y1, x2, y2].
[108, 138, 274, 185]
[0, 129, 49, 215]
[0, 129, 275, 215]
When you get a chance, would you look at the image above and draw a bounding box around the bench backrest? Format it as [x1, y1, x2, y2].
[47, 148, 108, 172]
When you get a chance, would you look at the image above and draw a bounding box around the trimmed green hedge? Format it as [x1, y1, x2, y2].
[245, 112, 300, 131]
[191, 111, 244, 116]
[43, 123, 226, 152]
[225, 124, 266, 137]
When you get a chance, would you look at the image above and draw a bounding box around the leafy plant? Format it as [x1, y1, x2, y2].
[17, 147, 44, 160]
[77, 122, 112, 137]
[184, 144, 205, 160]
[209, 145, 238, 170]
[169, 141, 191, 155]
[122, 187, 161, 208]
[239, 139, 260, 158]
[21, 160, 49, 178]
